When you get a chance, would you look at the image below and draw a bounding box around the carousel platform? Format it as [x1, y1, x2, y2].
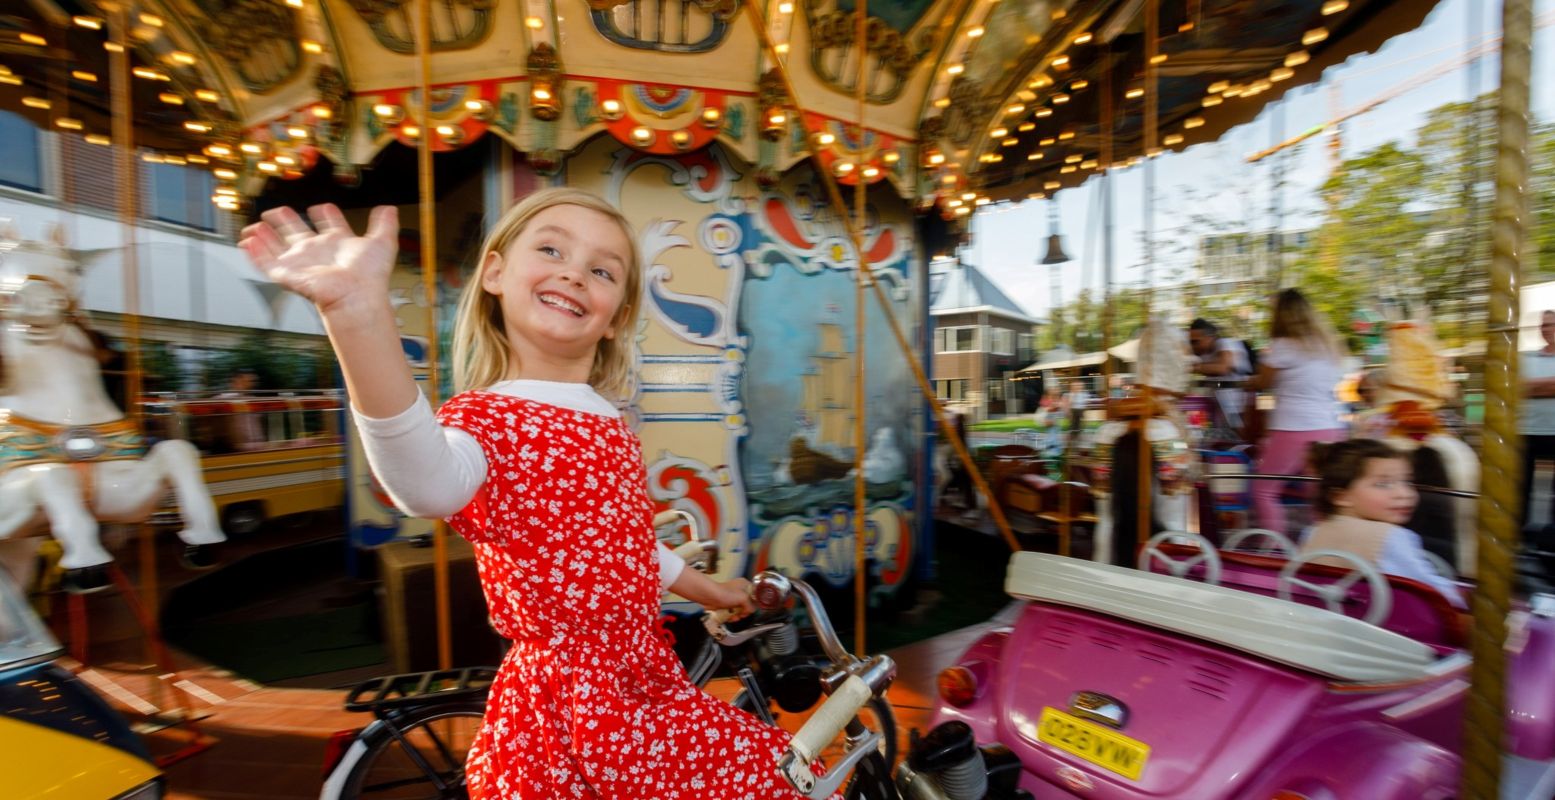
[105, 611, 1002, 799]
[62, 515, 1017, 798]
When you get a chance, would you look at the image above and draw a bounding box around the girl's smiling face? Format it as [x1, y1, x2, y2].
[479, 204, 632, 378]
[1331, 456, 1418, 525]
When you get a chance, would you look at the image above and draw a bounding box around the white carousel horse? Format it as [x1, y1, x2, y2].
[1386, 431, 1479, 578]
[1363, 319, 1481, 578]
[0, 222, 224, 591]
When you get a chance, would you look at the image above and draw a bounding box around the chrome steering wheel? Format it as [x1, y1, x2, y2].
[1421, 550, 1457, 581]
[1222, 528, 1298, 557]
[1277, 549, 1393, 625]
[1139, 531, 1223, 586]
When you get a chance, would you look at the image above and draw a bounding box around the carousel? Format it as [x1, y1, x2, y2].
[0, 0, 1544, 797]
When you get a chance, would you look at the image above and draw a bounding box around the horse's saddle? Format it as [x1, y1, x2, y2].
[0, 409, 145, 474]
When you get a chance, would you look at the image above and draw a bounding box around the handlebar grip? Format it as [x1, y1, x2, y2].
[789, 674, 871, 765]
[673, 539, 709, 562]
[706, 607, 739, 626]
[652, 509, 689, 530]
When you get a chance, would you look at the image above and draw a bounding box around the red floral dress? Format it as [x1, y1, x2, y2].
[437, 391, 827, 800]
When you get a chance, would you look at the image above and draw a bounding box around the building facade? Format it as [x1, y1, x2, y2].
[929, 257, 1041, 420]
[0, 112, 329, 388]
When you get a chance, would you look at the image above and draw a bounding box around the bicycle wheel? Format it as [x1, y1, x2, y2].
[340, 700, 485, 800]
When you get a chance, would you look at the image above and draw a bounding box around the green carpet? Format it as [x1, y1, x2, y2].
[838, 520, 1015, 654]
[167, 603, 384, 684]
[163, 537, 386, 684]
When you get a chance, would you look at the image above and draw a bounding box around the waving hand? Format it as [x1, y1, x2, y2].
[239, 203, 418, 419]
[239, 204, 399, 316]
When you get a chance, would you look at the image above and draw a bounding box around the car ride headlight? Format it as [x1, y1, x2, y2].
[113, 778, 165, 800]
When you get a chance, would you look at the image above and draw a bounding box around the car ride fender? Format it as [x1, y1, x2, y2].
[1507, 609, 1555, 760]
[1238, 721, 1458, 800]
[0, 715, 160, 799]
[925, 628, 1009, 740]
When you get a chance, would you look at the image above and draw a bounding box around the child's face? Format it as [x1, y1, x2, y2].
[1332, 457, 1418, 525]
[481, 204, 632, 370]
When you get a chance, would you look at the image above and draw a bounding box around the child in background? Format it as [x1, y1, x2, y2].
[1298, 438, 1465, 609]
[241, 188, 833, 799]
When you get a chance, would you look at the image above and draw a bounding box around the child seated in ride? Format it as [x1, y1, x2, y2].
[1299, 438, 1467, 608]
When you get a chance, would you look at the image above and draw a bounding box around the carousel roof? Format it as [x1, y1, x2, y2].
[0, 0, 1443, 211]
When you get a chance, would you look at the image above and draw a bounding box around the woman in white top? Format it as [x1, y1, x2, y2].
[1245, 288, 1346, 534]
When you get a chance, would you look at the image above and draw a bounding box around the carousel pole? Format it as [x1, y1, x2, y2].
[1136, 0, 1159, 554]
[105, 8, 209, 759]
[1461, 0, 1533, 796]
[416, 0, 453, 672]
[851, 0, 870, 657]
[107, 0, 156, 689]
[739, 4, 1023, 556]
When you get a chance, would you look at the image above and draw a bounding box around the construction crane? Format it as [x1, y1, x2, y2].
[1246, 9, 1554, 165]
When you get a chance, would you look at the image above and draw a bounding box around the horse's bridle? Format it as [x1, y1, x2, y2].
[0, 272, 82, 335]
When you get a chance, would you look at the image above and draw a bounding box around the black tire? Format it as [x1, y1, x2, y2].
[341, 701, 485, 800]
[220, 501, 265, 537]
[733, 690, 898, 770]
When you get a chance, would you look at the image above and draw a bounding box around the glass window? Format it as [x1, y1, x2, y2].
[936, 326, 982, 353]
[991, 329, 1015, 355]
[0, 112, 43, 191]
[147, 160, 215, 230]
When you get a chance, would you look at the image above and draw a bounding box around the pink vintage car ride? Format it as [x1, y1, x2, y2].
[900, 534, 1555, 800]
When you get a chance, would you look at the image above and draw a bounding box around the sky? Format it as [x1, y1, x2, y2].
[965, 0, 1555, 323]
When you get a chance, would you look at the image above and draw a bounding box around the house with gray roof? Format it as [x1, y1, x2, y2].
[930, 257, 1043, 420]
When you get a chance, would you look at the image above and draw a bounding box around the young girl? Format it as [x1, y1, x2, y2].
[1245, 288, 1346, 534]
[1299, 438, 1466, 609]
[240, 188, 834, 799]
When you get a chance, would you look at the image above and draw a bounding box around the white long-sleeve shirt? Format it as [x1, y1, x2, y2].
[353, 380, 686, 588]
[1299, 523, 1466, 609]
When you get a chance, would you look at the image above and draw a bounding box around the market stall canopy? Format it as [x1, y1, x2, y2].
[0, 0, 1443, 207]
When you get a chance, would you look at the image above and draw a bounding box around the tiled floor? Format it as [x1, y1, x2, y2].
[107, 613, 1007, 799]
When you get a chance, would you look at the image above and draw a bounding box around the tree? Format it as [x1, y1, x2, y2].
[139, 340, 184, 394]
[1284, 94, 1554, 348]
[1042, 286, 1154, 354]
[1533, 119, 1555, 279]
[208, 332, 329, 391]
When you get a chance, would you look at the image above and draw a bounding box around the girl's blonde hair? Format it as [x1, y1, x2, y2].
[451, 188, 642, 399]
[1269, 287, 1342, 360]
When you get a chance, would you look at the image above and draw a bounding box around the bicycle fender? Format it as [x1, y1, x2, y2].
[318, 735, 374, 800]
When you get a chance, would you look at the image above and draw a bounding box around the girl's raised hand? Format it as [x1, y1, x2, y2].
[240, 204, 398, 317]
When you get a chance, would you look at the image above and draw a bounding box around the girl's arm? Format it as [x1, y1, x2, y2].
[241, 204, 419, 419]
[1243, 361, 1276, 392]
[668, 569, 755, 619]
[355, 396, 486, 518]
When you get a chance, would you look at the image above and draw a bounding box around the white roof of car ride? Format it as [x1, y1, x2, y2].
[1005, 552, 1440, 684]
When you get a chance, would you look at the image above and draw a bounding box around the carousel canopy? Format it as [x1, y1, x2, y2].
[0, 0, 1443, 209]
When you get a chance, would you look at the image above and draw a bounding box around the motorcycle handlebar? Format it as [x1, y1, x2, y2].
[779, 655, 896, 798]
[655, 508, 719, 573]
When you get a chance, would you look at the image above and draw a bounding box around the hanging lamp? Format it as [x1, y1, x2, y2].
[1041, 199, 1072, 264]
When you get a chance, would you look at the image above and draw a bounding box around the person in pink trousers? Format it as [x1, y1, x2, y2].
[1245, 288, 1347, 534]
